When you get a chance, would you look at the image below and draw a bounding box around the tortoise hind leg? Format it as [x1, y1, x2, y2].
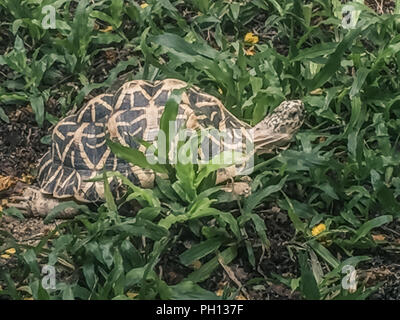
[8, 186, 78, 218]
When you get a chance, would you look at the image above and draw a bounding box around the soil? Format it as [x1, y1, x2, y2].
[0, 215, 55, 245]
[0, 108, 49, 178]
[364, 0, 395, 14]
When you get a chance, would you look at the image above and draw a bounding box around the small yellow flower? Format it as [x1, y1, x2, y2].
[311, 223, 326, 236]
[100, 26, 113, 33]
[0, 254, 11, 259]
[5, 248, 16, 255]
[218, 88, 223, 95]
[244, 32, 259, 44]
[140, 3, 149, 8]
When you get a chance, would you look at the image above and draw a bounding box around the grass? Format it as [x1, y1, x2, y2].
[0, 0, 400, 300]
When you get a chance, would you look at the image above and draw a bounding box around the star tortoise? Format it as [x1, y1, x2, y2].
[14, 79, 304, 215]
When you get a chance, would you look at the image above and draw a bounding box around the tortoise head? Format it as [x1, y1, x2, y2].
[250, 100, 304, 153]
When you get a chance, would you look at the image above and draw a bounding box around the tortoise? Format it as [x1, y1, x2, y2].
[9, 79, 304, 216]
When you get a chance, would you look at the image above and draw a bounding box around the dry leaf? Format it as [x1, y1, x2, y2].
[215, 288, 224, 297]
[105, 50, 117, 64]
[244, 46, 256, 56]
[191, 260, 202, 270]
[310, 88, 323, 95]
[372, 234, 386, 241]
[0, 199, 7, 213]
[100, 26, 113, 33]
[0, 175, 18, 192]
[20, 173, 34, 184]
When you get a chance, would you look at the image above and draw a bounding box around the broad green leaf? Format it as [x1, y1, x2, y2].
[291, 43, 338, 62]
[107, 139, 168, 174]
[230, 2, 240, 21]
[83, 263, 97, 290]
[250, 214, 270, 249]
[243, 176, 288, 213]
[110, 0, 124, 27]
[125, 267, 157, 287]
[349, 67, 370, 98]
[169, 281, 219, 300]
[195, 151, 247, 188]
[307, 29, 361, 91]
[104, 171, 160, 207]
[2, 207, 25, 220]
[103, 171, 117, 213]
[0, 107, 9, 123]
[187, 246, 237, 283]
[90, 11, 115, 26]
[179, 238, 224, 266]
[308, 240, 339, 269]
[44, 201, 92, 223]
[30, 95, 44, 127]
[159, 88, 184, 163]
[111, 219, 169, 241]
[299, 251, 320, 300]
[22, 249, 40, 277]
[351, 215, 393, 243]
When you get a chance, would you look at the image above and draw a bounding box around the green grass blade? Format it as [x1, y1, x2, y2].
[107, 139, 169, 174]
[187, 246, 237, 283]
[307, 29, 361, 91]
[351, 215, 393, 244]
[179, 238, 224, 266]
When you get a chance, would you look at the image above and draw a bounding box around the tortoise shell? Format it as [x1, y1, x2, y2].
[37, 79, 251, 202]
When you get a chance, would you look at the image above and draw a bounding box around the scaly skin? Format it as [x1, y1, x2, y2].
[8, 186, 78, 218]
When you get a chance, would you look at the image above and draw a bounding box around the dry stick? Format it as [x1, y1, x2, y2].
[374, 0, 384, 14]
[49, 74, 74, 90]
[217, 254, 251, 300]
[26, 127, 32, 144]
[382, 225, 400, 237]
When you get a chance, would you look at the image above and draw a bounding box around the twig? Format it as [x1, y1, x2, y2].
[218, 254, 251, 300]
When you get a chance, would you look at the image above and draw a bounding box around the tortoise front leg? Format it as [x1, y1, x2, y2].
[216, 166, 252, 197]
